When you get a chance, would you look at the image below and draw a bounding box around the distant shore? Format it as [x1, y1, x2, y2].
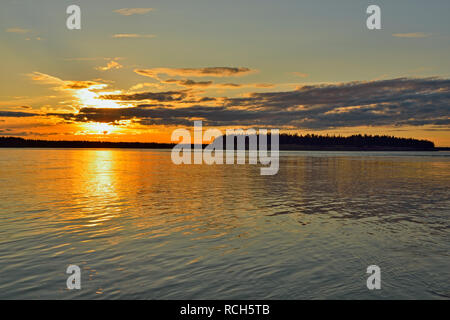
[0, 136, 443, 151]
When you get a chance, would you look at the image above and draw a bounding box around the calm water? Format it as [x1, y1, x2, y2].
[0, 149, 449, 299]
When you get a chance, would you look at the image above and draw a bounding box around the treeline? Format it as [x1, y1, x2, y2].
[277, 133, 435, 149]
[0, 134, 436, 151]
[214, 133, 435, 151]
[0, 137, 174, 149]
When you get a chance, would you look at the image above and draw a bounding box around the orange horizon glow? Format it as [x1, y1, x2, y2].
[6, 123, 449, 147]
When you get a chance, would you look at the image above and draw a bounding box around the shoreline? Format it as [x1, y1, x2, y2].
[0, 145, 445, 152]
[1, 136, 445, 151]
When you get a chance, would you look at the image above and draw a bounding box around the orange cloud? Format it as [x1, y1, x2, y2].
[28, 72, 105, 91]
[96, 61, 123, 71]
[135, 67, 255, 79]
[6, 28, 31, 33]
[114, 8, 154, 16]
[112, 33, 156, 39]
[392, 32, 431, 38]
[292, 72, 308, 78]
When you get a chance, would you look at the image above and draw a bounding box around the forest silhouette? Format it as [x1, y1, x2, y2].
[0, 134, 436, 151]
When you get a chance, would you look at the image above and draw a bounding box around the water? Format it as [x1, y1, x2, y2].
[0, 149, 449, 299]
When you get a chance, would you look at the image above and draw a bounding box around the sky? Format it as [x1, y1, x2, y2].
[1, 0, 449, 145]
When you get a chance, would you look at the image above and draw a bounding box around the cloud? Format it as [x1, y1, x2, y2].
[96, 60, 123, 71]
[292, 72, 308, 78]
[161, 79, 275, 90]
[100, 90, 189, 102]
[6, 28, 31, 34]
[63, 81, 103, 90]
[114, 8, 154, 16]
[392, 32, 431, 38]
[28, 72, 105, 90]
[129, 83, 163, 91]
[64, 57, 124, 61]
[162, 79, 247, 89]
[254, 83, 275, 88]
[135, 67, 254, 79]
[219, 83, 242, 88]
[164, 79, 214, 87]
[112, 34, 155, 39]
[48, 77, 449, 130]
[0, 129, 60, 137]
[0, 111, 39, 117]
[28, 72, 63, 85]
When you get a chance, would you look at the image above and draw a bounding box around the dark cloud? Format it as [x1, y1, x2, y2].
[220, 83, 242, 88]
[135, 67, 254, 78]
[164, 79, 213, 87]
[0, 129, 59, 136]
[163, 79, 243, 89]
[63, 81, 101, 90]
[47, 77, 450, 130]
[100, 90, 189, 102]
[0, 111, 39, 117]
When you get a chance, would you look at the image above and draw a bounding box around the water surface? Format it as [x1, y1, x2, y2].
[0, 149, 449, 299]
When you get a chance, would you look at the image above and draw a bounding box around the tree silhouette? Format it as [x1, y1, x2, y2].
[0, 134, 436, 150]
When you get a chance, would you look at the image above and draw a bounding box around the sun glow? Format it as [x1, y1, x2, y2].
[79, 122, 118, 135]
[75, 85, 132, 109]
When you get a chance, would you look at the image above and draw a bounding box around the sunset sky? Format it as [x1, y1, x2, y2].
[1, 0, 449, 145]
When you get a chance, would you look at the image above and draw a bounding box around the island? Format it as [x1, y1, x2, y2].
[0, 134, 439, 151]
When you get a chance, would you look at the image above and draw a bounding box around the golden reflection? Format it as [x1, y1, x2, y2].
[81, 150, 119, 224]
[58, 150, 123, 239]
